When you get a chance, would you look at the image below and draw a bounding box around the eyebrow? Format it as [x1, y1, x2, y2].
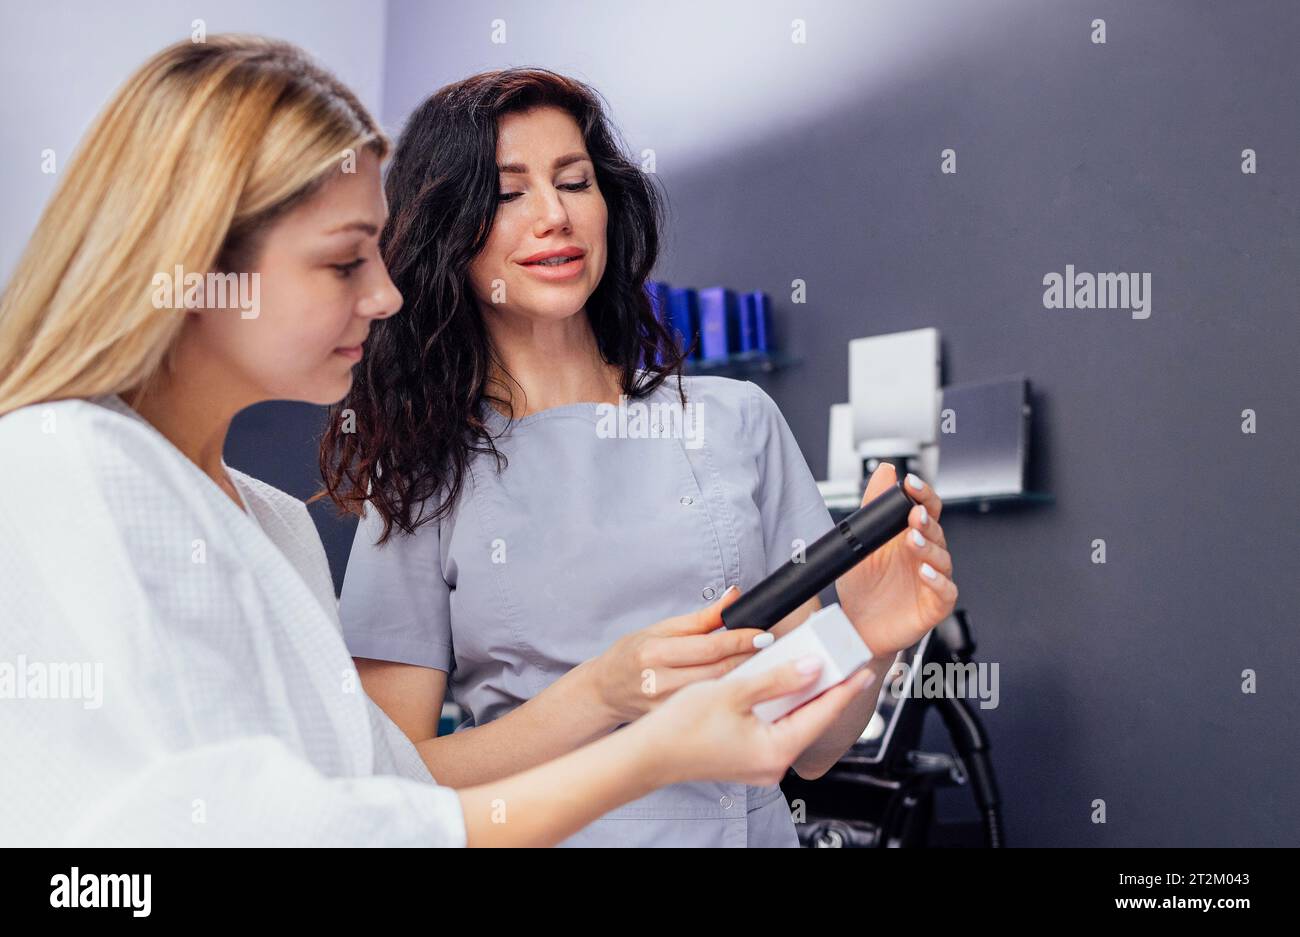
[323, 221, 380, 237]
[498, 152, 591, 174]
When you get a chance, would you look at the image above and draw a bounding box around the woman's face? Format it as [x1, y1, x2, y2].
[468, 105, 608, 324]
[188, 148, 402, 405]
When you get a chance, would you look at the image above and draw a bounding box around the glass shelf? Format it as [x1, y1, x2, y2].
[683, 351, 799, 377]
[942, 491, 1054, 513]
[828, 491, 1053, 519]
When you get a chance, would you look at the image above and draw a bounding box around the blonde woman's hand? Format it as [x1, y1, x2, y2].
[638, 656, 875, 788]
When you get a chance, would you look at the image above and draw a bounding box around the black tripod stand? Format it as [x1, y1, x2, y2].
[779, 608, 1004, 847]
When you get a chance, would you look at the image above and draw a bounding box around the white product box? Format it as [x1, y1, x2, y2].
[723, 603, 874, 723]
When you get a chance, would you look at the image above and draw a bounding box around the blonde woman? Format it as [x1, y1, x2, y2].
[0, 36, 873, 847]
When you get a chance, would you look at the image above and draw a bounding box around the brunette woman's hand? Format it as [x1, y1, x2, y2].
[834, 463, 958, 657]
[586, 586, 772, 724]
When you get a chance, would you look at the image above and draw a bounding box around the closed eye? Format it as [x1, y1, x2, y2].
[331, 258, 366, 278]
[497, 180, 593, 203]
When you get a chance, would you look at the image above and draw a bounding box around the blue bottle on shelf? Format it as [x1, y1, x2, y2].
[697, 287, 740, 361]
[665, 286, 699, 360]
[738, 290, 772, 354]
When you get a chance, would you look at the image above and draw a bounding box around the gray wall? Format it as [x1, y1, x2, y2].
[0, 0, 387, 281]
[3, 1, 1295, 846]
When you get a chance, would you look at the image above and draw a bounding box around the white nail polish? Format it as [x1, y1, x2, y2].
[911, 529, 926, 547]
[920, 562, 938, 580]
[906, 473, 925, 491]
[918, 504, 929, 526]
[752, 632, 775, 649]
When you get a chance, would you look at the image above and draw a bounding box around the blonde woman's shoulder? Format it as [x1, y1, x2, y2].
[0, 395, 189, 503]
[0, 395, 138, 458]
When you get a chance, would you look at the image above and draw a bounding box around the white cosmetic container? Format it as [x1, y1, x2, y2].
[724, 602, 874, 723]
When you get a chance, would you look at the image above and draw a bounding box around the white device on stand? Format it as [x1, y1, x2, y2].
[849, 327, 941, 481]
[817, 402, 863, 509]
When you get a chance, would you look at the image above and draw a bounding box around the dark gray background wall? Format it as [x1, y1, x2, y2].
[5, 1, 1294, 846]
[0, 1, 387, 279]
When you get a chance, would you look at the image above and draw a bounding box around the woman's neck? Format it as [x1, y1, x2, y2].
[484, 307, 623, 418]
[122, 352, 257, 511]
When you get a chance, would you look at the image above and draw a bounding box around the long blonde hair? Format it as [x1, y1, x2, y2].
[0, 35, 388, 416]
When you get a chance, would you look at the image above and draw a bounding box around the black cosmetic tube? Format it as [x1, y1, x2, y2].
[721, 480, 917, 631]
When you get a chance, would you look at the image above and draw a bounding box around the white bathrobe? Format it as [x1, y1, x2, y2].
[0, 394, 466, 846]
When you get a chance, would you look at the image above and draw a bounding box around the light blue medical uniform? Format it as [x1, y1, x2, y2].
[339, 374, 835, 846]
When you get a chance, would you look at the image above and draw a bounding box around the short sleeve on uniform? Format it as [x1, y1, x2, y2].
[339, 506, 454, 671]
[746, 381, 835, 576]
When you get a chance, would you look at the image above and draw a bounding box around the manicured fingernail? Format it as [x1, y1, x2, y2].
[796, 655, 823, 674]
[918, 504, 929, 526]
[910, 529, 926, 548]
[722, 584, 738, 597]
[906, 473, 925, 492]
[920, 562, 939, 581]
[752, 632, 774, 649]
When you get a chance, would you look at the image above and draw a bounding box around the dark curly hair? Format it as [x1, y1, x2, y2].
[316, 68, 687, 543]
